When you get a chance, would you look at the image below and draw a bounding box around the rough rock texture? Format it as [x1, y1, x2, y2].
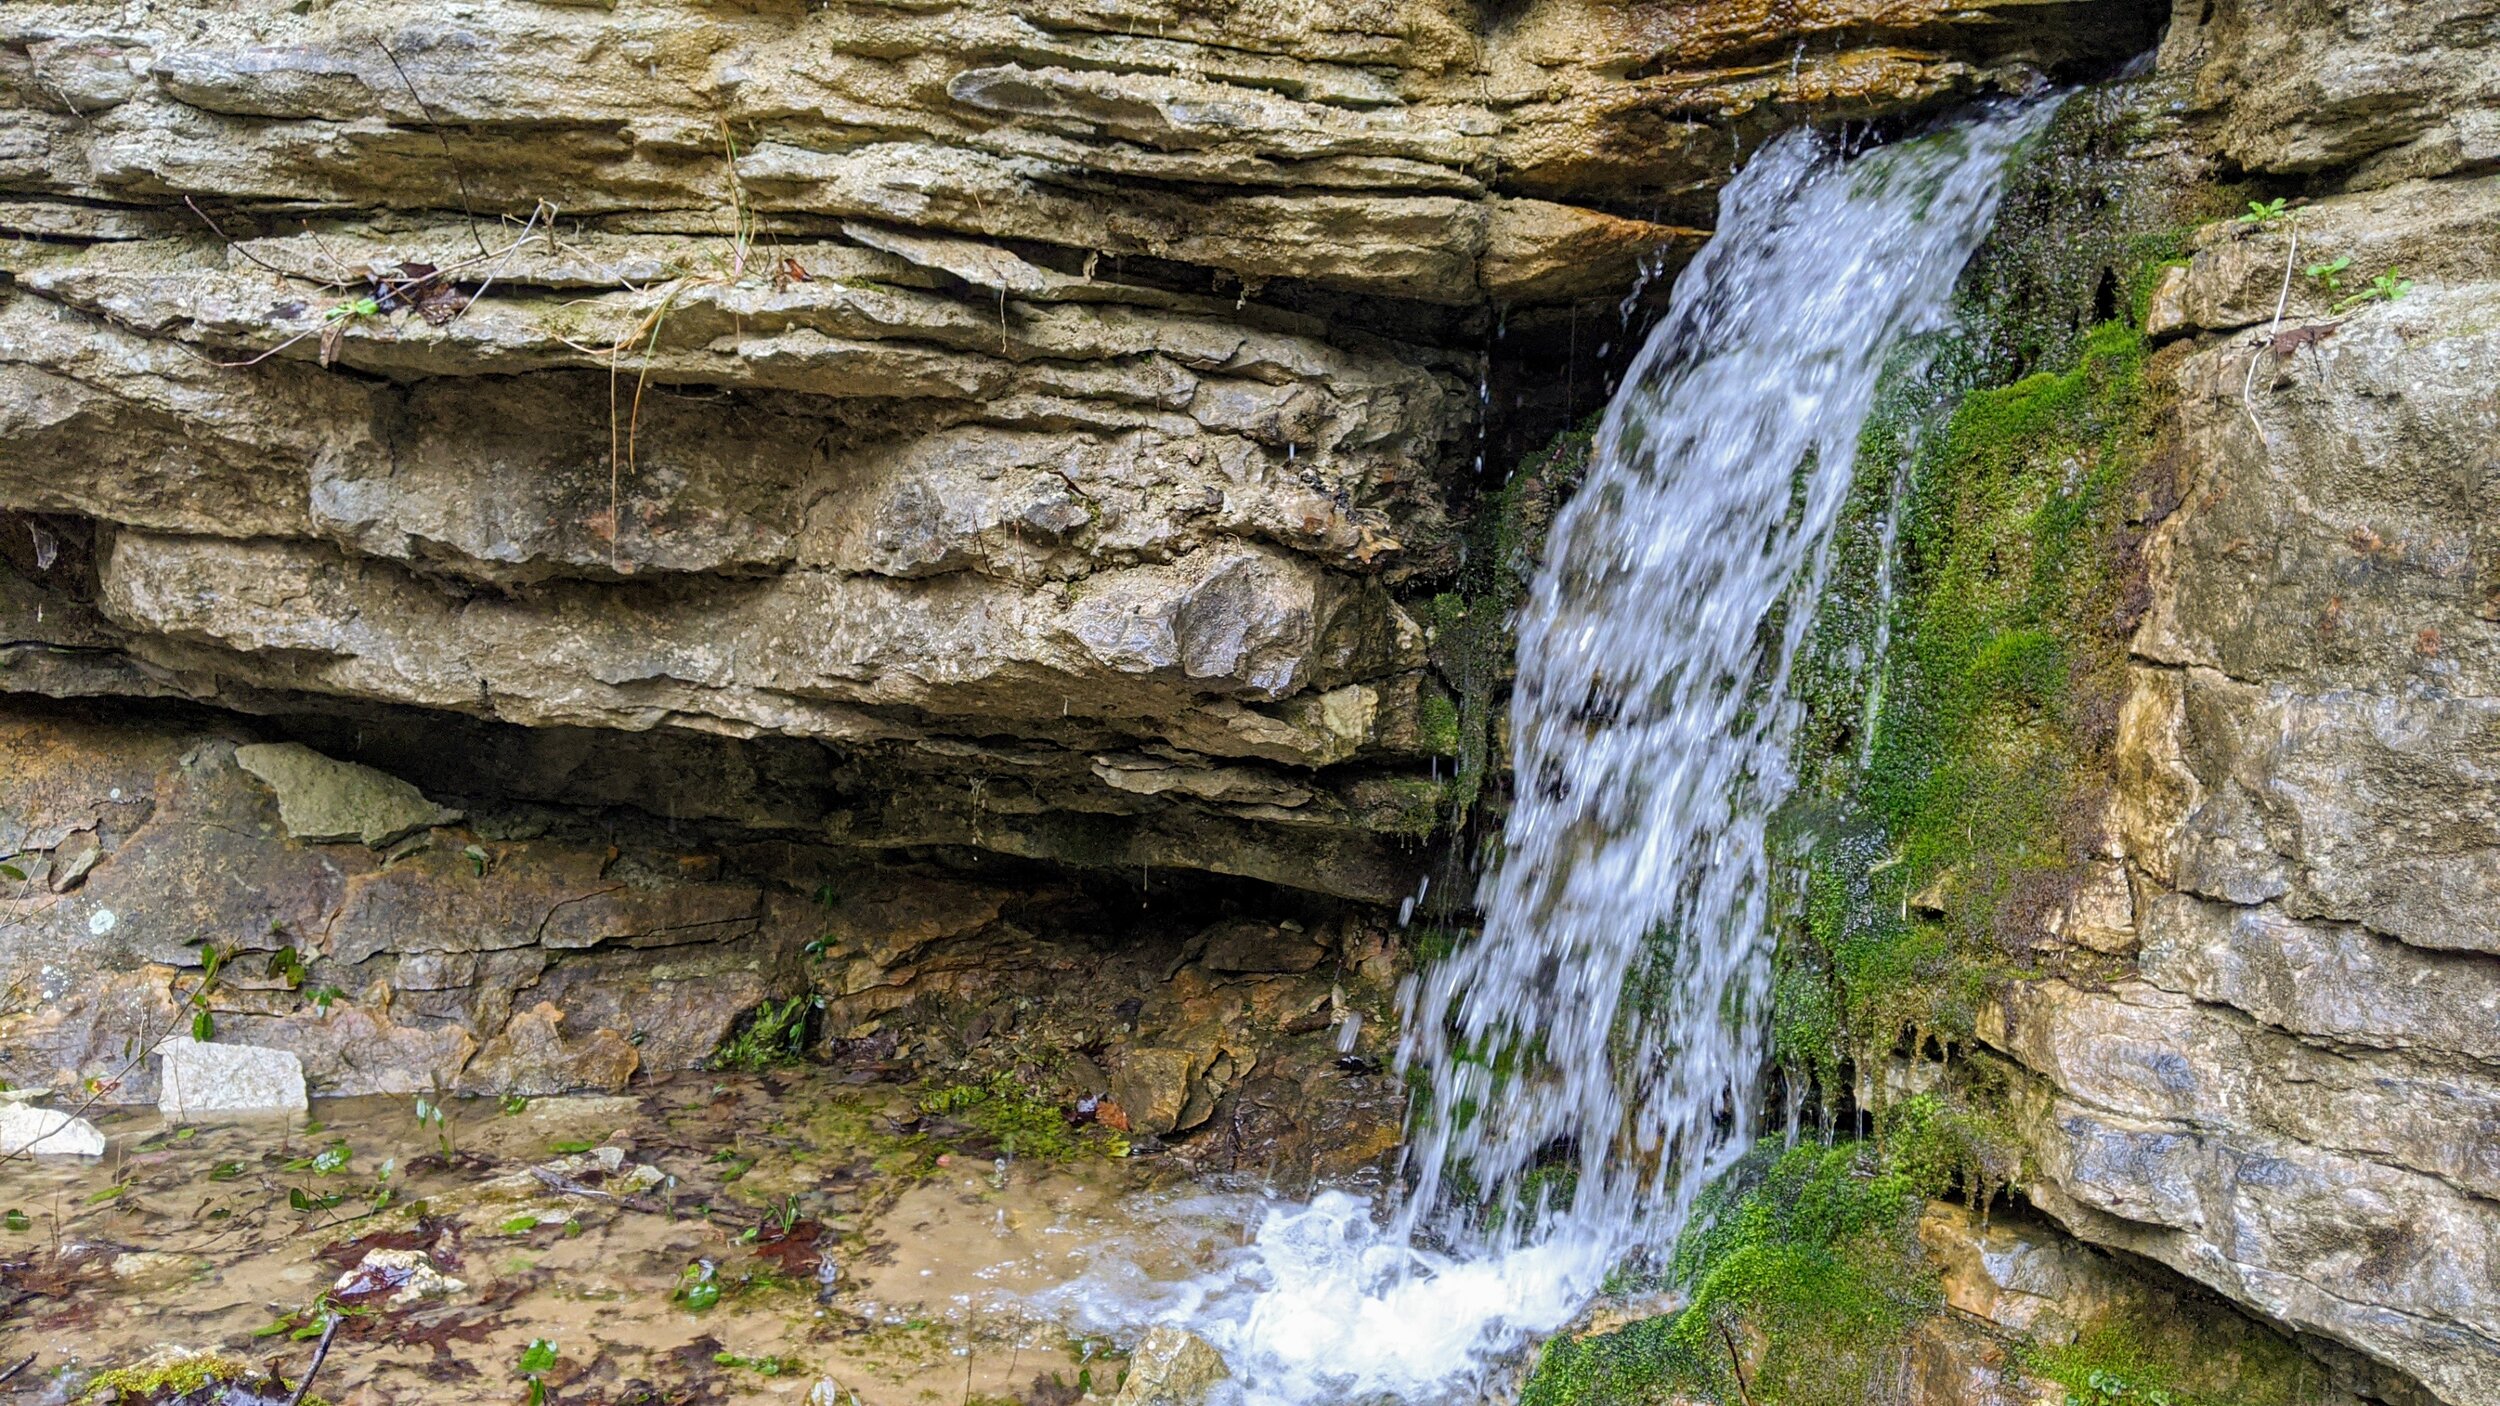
[0, 0, 2156, 1116]
[1980, 7, 2500, 1402]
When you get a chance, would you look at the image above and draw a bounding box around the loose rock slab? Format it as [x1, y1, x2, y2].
[0, 1098, 106, 1155]
[233, 741, 462, 847]
[156, 1036, 308, 1119]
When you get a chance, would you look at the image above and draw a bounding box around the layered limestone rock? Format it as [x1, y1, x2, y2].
[1976, 7, 2500, 1401]
[0, 0, 2156, 1115]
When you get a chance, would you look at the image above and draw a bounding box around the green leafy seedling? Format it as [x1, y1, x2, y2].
[269, 946, 308, 990]
[307, 984, 344, 1014]
[284, 1142, 352, 1175]
[2332, 266, 2415, 313]
[675, 1261, 722, 1311]
[208, 1160, 244, 1182]
[518, 1337, 558, 1406]
[3, 1208, 28, 1231]
[2240, 197, 2290, 228]
[2303, 254, 2352, 291]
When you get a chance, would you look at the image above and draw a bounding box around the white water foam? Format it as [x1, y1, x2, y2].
[1056, 102, 2058, 1404]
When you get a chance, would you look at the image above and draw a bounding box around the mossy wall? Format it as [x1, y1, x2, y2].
[1518, 76, 2318, 1406]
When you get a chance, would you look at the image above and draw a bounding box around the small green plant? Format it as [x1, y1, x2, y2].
[713, 1352, 800, 1376]
[208, 1160, 244, 1182]
[675, 1260, 722, 1311]
[182, 941, 229, 1041]
[2, 1208, 27, 1231]
[709, 995, 814, 1072]
[2301, 254, 2351, 291]
[306, 984, 344, 1014]
[2067, 1368, 2178, 1406]
[2333, 267, 2414, 313]
[2239, 197, 2290, 228]
[284, 1141, 352, 1175]
[414, 1089, 455, 1158]
[268, 946, 308, 990]
[517, 1338, 558, 1406]
[500, 1093, 530, 1115]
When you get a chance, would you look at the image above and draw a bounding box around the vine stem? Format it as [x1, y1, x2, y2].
[2240, 216, 2300, 446]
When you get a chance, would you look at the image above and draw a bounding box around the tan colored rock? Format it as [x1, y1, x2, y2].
[1109, 1047, 1202, 1138]
[1111, 1326, 1230, 1406]
[460, 1002, 640, 1097]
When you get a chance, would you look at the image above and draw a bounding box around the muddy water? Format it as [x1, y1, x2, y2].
[0, 1074, 1245, 1405]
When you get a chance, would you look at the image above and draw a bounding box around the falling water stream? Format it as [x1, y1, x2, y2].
[1077, 101, 2064, 1404]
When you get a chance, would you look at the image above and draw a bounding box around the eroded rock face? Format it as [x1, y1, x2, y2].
[1985, 16, 2500, 1399]
[0, 0, 2153, 1116]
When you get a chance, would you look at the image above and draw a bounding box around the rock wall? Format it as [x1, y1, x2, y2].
[1976, 5, 2500, 1404]
[0, 0, 2155, 1143]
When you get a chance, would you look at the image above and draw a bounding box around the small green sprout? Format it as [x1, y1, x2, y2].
[518, 1338, 558, 1406]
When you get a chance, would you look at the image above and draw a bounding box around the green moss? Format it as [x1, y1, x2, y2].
[1829, 321, 2148, 1064]
[710, 994, 816, 1071]
[1418, 689, 1463, 757]
[1424, 419, 1597, 832]
[919, 1072, 1129, 1163]
[80, 1352, 324, 1406]
[2026, 1293, 2351, 1406]
[1523, 1140, 1943, 1406]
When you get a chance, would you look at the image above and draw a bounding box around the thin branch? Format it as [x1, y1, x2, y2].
[285, 1312, 343, 1406]
[182, 198, 336, 285]
[1718, 1322, 1757, 1406]
[372, 37, 490, 259]
[452, 199, 555, 319]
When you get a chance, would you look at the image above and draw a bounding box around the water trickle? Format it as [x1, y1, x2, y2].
[1086, 102, 2057, 1404]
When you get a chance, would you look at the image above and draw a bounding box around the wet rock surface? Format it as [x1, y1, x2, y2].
[1977, 12, 2500, 1401]
[0, 1079, 1318, 1404]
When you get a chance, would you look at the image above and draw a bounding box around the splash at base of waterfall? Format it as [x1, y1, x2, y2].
[1052, 99, 2060, 1406]
[1048, 1190, 1617, 1404]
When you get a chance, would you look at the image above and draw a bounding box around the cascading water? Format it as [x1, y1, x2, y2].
[1057, 101, 2059, 1404]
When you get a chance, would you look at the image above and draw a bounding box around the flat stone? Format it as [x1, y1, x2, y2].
[1196, 917, 1330, 973]
[156, 1036, 309, 1119]
[0, 1100, 107, 1155]
[334, 1248, 465, 1307]
[234, 741, 462, 848]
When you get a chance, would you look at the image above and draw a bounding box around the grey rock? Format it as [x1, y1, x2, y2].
[156, 1036, 309, 1119]
[234, 741, 462, 848]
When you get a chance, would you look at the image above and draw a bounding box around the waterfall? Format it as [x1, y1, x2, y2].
[1077, 101, 2057, 1405]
